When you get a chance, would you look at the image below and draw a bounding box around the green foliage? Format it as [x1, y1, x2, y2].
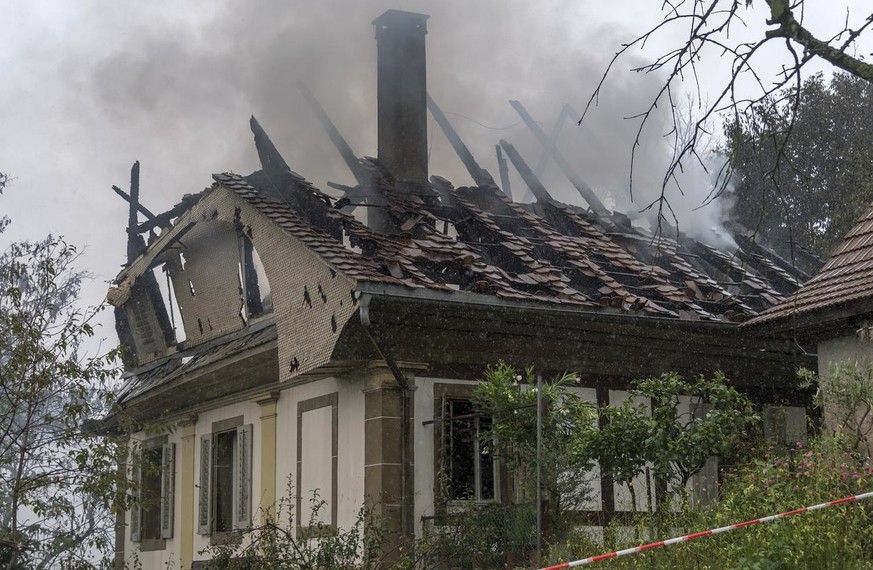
[800, 361, 873, 457]
[726, 72, 873, 257]
[593, 437, 873, 569]
[201, 480, 517, 570]
[632, 371, 758, 491]
[0, 237, 126, 569]
[472, 362, 598, 528]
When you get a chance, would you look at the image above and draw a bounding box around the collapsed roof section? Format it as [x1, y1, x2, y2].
[115, 114, 812, 329]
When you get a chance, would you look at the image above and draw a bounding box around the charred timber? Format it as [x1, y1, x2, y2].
[495, 145, 511, 200]
[299, 83, 372, 185]
[426, 93, 498, 189]
[509, 100, 610, 218]
[498, 140, 555, 205]
[113, 185, 159, 222]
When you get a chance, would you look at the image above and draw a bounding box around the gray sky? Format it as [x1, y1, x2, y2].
[2, 0, 870, 348]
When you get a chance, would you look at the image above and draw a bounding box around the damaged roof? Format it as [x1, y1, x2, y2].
[746, 203, 873, 331]
[189, 129, 810, 324]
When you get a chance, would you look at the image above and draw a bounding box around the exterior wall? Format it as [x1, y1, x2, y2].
[227, 192, 358, 382]
[818, 333, 873, 456]
[274, 376, 366, 533]
[818, 334, 872, 374]
[116, 185, 359, 378]
[121, 376, 367, 570]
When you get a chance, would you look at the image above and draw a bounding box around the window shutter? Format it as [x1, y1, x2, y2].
[130, 451, 142, 543]
[197, 434, 212, 535]
[233, 424, 253, 530]
[160, 443, 176, 539]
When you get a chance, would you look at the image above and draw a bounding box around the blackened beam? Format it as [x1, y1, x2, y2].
[495, 145, 511, 200]
[498, 140, 554, 205]
[250, 116, 293, 196]
[113, 185, 159, 221]
[521, 103, 574, 202]
[509, 100, 610, 218]
[136, 194, 200, 234]
[534, 104, 573, 177]
[126, 161, 144, 263]
[299, 83, 371, 185]
[426, 93, 497, 188]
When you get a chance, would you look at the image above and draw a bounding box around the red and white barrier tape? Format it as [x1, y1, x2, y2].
[541, 490, 873, 569]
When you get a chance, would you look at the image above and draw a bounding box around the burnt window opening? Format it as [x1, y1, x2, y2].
[442, 400, 497, 502]
[238, 236, 273, 322]
[158, 264, 186, 345]
[341, 227, 363, 255]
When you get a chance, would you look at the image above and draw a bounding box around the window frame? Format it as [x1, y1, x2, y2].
[198, 416, 253, 542]
[130, 435, 174, 551]
[433, 383, 501, 511]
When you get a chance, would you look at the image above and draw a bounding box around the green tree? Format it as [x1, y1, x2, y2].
[583, 1, 873, 230]
[726, 73, 873, 256]
[0, 236, 125, 569]
[625, 372, 757, 507]
[591, 399, 652, 512]
[472, 362, 599, 538]
[800, 360, 873, 457]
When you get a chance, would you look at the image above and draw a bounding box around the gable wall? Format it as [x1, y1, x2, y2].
[125, 186, 359, 379]
[225, 190, 359, 382]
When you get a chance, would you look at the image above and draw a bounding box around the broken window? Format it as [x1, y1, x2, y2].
[443, 399, 497, 502]
[238, 236, 273, 323]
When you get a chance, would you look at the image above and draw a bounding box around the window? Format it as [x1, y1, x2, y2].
[131, 441, 175, 547]
[198, 421, 253, 536]
[443, 399, 497, 502]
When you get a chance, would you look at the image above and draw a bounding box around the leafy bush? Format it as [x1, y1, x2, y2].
[575, 437, 873, 569]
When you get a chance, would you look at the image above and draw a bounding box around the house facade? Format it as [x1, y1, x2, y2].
[747, 204, 873, 457]
[108, 10, 816, 569]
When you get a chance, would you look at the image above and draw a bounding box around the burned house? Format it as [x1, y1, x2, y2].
[108, 9, 816, 568]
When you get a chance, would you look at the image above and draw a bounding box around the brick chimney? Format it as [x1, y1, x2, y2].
[373, 9, 430, 187]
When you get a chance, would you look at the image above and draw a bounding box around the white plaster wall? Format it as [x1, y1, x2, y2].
[819, 334, 873, 374]
[122, 428, 184, 570]
[300, 406, 334, 525]
[274, 377, 365, 532]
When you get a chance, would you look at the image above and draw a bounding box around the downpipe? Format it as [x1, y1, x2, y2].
[359, 294, 414, 540]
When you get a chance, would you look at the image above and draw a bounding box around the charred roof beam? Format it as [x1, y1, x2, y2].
[426, 93, 498, 190]
[299, 83, 373, 189]
[509, 100, 610, 219]
[498, 140, 555, 205]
